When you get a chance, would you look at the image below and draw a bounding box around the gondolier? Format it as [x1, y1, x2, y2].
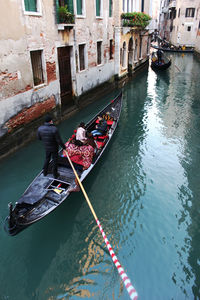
[37, 114, 66, 178]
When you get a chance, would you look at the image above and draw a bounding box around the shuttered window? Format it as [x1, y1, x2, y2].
[65, 0, 74, 14]
[79, 44, 85, 71]
[109, 0, 112, 17]
[30, 50, 44, 86]
[24, 0, 37, 12]
[77, 0, 82, 15]
[185, 8, 195, 17]
[96, 0, 100, 16]
[97, 41, 102, 65]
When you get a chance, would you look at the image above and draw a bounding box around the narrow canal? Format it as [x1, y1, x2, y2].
[0, 53, 200, 300]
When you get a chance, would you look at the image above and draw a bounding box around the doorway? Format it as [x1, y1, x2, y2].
[57, 46, 73, 109]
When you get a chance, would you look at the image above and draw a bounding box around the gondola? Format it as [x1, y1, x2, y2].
[4, 91, 122, 236]
[151, 51, 171, 71]
[151, 44, 194, 53]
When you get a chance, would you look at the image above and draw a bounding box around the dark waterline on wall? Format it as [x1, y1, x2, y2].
[0, 53, 200, 299]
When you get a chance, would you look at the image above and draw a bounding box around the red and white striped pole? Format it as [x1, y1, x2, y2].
[96, 219, 138, 300]
[65, 150, 138, 299]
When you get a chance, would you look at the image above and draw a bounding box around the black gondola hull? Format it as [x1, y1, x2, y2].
[4, 92, 123, 236]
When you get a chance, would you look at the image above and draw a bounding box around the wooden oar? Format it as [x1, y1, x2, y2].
[64, 150, 138, 300]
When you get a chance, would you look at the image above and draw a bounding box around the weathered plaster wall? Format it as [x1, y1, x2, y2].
[0, 80, 60, 136]
[72, 0, 116, 96]
[170, 0, 199, 47]
[0, 0, 62, 137]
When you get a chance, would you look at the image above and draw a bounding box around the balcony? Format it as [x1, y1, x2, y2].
[121, 12, 151, 31]
[56, 4, 75, 30]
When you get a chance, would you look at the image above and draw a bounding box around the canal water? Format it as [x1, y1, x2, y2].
[0, 53, 200, 300]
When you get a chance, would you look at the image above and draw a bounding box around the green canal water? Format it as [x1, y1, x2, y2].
[0, 53, 200, 300]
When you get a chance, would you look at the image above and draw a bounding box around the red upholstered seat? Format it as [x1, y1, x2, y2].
[96, 141, 105, 149]
[95, 120, 113, 125]
[94, 135, 108, 140]
[107, 120, 113, 125]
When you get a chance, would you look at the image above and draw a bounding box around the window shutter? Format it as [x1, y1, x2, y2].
[77, 0, 82, 15]
[96, 0, 100, 16]
[55, 0, 60, 23]
[65, 0, 74, 14]
[24, 0, 37, 12]
[109, 0, 112, 17]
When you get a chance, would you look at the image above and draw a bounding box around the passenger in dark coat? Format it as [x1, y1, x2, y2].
[37, 114, 66, 178]
[91, 116, 107, 136]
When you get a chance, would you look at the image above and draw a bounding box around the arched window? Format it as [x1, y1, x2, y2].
[134, 39, 138, 61]
[128, 37, 133, 66]
[139, 37, 142, 58]
[122, 42, 126, 68]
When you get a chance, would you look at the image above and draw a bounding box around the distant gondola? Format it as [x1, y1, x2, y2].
[151, 51, 171, 71]
[151, 44, 194, 53]
[4, 92, 123, 236]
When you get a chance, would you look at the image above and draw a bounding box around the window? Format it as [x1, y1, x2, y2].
[185, 8, 195, 17]
[139, 37, 142, 58]
[30, 50, 44, 86]
[187, 26, 191, 31]
[109, 0, 113, 17]
[141, 0, 144, 12]
[122, 42, 126, 68]
[58, 0, 74, 13]
[79, 44, 85, 71]
[134, 39, 138, 61]
[123, 0, 125, 12]
[109, 40, 113, 59]
[96, 0, 102, 17]
[24, 0, 41, 14]
[24, 0, 37, 12]
[178, 8, 180, 17]
[97, 41, 102, 65]
[76, 0, 83, 15]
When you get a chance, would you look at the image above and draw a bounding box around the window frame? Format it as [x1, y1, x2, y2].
[109, 39, 113, 60]
[109, 0, 113, 17]
[76, 0, 86, 17]
[23, 0, 42, 16]
[30, 49, 46, 87]
[78, 43, 86, 71]
[185, 8, 195, 18]
[95, 0, 103, 18]
[97, 41, 103, 65]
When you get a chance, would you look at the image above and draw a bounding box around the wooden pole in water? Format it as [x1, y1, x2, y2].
[64, 150, 138, 300]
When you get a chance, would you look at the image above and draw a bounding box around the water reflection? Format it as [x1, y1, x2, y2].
[0, 54, 200, 300]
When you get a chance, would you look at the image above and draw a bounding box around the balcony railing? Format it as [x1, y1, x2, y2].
[121, 12, 151, 30]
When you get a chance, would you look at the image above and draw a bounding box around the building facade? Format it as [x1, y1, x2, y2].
[0, 0, 153, 157]
[159, 0, 200, 50]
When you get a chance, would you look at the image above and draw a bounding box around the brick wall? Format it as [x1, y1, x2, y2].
[5, 96, 56, 132]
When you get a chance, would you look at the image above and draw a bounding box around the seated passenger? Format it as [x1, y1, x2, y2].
[91, 116, 107, 136]
[75, 122, 87, 145]
[102, 111, 113, 121]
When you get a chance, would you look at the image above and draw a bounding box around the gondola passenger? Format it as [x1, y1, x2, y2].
[91, 116, 107, 136]
[75, 122, 87, 145]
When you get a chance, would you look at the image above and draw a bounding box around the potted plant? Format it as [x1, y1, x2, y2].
[58, 5, 74, 24]
[121, 12, 151, 29]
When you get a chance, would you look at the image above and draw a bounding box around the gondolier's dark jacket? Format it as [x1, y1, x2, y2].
[37, 122, 66, 152]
